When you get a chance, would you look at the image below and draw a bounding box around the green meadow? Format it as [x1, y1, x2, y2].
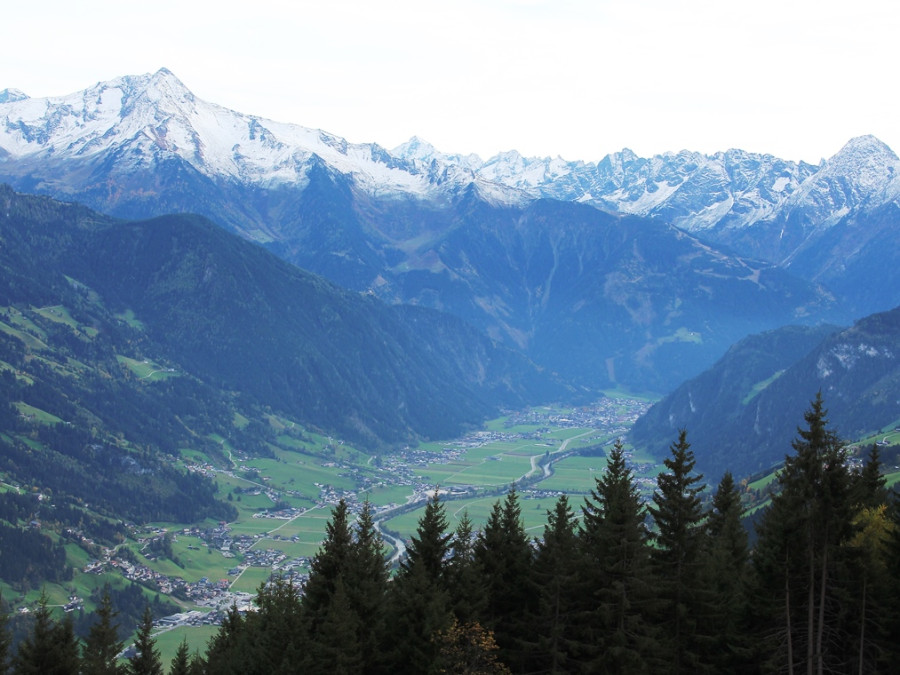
[538, 454, 610, 492]
[228, 566, 276, 594]
[13, 402, 64, 424]
[412, 426, 606, 488]
[116, 355, 180, 381]
[359, 483, 414, 507]
[143, 624, 219, 669]
[34, 305, 97, 337]
[415, 452, 535, 487]
[145, 538, 235, 584]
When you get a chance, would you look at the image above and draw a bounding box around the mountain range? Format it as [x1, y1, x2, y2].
[2, 69, 897, 276]
[0, 185, 561, 449]
[3, 69, 898, 237]
[7, 69, 894, 394]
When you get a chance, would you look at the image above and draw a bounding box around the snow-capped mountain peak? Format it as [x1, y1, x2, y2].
[824, 135, 898, 183]
[779, 135, 900, 225]
[392, 136, 438, 162]
[0, 69, 478, 200]
[1, 69, 897, 246]
[0, 88, 28, 104]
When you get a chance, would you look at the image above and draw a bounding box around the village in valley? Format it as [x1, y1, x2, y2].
[47, 396, 657, 634]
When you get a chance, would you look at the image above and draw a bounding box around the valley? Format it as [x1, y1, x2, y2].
[0, 394, 654, 662]
[5, 382, 893, 665]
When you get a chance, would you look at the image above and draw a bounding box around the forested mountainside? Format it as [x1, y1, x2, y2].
[0, 186, 568, 583]
[632, 306, 900, 479]
[0, 185, 562, 448]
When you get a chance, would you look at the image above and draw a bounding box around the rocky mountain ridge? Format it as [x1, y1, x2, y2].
[2, 69, 897, 244]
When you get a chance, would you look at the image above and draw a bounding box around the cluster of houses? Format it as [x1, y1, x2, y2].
[88, 554, 187, 597]
[240, 546, 307, 572]
[503, 397, 653, 437]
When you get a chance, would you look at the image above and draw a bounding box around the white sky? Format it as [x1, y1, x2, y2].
[2, 0, 896, 163]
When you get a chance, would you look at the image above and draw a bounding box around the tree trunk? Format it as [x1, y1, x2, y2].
[816, 544, 827, 675]
[807, 545, 815, 675]
[858, 574, 866, 675]
[785, 561, 794, 675]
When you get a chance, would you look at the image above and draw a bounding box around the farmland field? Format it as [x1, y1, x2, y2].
[228, 566, 277, 594]
[146, 624, 219, 667]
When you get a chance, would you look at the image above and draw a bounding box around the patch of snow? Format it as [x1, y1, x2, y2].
[817, 356, 833, 378]
[772, 176, 790, 192]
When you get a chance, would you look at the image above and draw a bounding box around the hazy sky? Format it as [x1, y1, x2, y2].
[3, 0, 896, 163]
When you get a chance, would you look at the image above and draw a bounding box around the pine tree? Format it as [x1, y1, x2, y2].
[754, 393, 857, 674]
[302, 499, 354, 627]
[249, 576, 305, 673]
[82, 587, 125, 675]
[128, 605, 162, 675]
[854, 444, 888, 509]
[303, 499, 392, 672]
[13, 592, 80, 675]
[54, 613, 82, 675]
[387, 491, 454, 672]
[309, 576, 363, 675]
[579, 439, 656, 674]
[447, 510, 484, 624]
[346, 498, 389, 671]
[841, 439, 894, 674]
[752, 484, 804, 674]
[385, 560, 453, 673]
[187, 652, 206, 675]
[204, 603, 248, 675]
[169, 638, 191, 675]
[531, 494, 580, 673]
[648, 429, 707, 674]
[398, 491, 452, 585]
[474, 487, 535, 673]
[700, 472, 751, 673]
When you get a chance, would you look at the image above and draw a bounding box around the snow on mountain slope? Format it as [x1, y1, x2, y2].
[395, 132, 899, 240]
[776, 135, 900, 228]
[0, 88, 27, 104]
[393, 133, 898, 238]
[1, 69, 898, 235]
[0, 69, 503, 200]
